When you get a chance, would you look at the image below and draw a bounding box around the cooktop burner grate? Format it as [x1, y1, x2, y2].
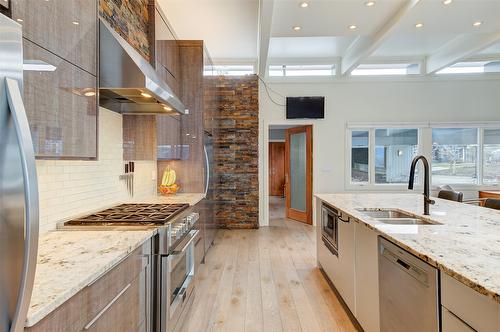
[65, 203, 190, 226]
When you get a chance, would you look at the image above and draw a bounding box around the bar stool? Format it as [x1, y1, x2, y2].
[484, 198, 500, 210]
[437, 189, 464, 202]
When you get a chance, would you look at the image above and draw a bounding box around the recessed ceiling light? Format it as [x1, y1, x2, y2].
[72, 21, 79, 25]
[415, 22, 424, 28]
[16, 18, 23, 22]
[473, 21, 482, 27]
[443, 0, 452, 4]
[365, 1, 376, 6]
[84, 91, 96, 97]
[141, 92, 152, 98]
[299, 2, 308, 8]
[163, 105, 173, 111]
[348, 25, 357, 30]
[293, 26, 301, 31]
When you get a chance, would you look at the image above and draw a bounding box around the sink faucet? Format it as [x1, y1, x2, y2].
[408, 155, 435, 215]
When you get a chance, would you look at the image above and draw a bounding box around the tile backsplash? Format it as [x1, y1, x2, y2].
[36, 108, 157, 233]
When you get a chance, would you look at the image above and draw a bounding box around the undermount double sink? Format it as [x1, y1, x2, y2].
[356, 208, 442, 225]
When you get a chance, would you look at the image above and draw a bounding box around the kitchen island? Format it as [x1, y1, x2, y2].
[316, 193, 500, 332]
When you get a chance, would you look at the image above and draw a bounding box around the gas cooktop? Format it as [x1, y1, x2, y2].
[64, 203, 190, 226]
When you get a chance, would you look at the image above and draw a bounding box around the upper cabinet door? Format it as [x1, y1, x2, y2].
[155, 8, 180, 96]
[23, 39, 97, 159]
[11, 0, 97, 75]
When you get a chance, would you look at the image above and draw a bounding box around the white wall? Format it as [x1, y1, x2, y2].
[36, 108, 157, 233]
[259, 78, 500, 226]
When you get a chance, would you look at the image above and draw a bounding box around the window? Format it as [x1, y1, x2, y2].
[203, 65, 254, 76]
[351, 63, 420, 76]
[269, 64, 336, 77]
[432, 128, 478, 185]
[348, 125, 500, 188]
[375, 129, 419, 183]
[436, 61, 500, 75]
[483, 129, 500, 184]
[349, 127, 419, 185]
[351, 131, 369, 183]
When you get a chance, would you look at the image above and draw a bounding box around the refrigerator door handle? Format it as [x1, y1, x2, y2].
[5, 78, 39, 332]
[203, 145, 210, 196]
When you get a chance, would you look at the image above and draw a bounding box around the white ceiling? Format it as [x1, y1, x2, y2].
[268, 36, 353, 58]
[158, 0, 500, 76]
[271, 0, 405, 37]
[157, 0, 258, 60]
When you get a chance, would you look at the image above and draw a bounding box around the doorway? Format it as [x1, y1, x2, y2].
[268, 125, 313, 225]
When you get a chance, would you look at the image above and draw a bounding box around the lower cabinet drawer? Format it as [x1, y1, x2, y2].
[83, 273, 145, 331]
[442, 307, 475, 332]
[441, 273, 500, 332]
[25, 240, 152, 332]
[85, 246, 148, 322]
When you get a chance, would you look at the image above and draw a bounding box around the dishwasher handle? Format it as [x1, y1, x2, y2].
[380, 245, 429, 287]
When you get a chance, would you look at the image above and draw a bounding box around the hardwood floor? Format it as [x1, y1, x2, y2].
[179, 198, 357, 332]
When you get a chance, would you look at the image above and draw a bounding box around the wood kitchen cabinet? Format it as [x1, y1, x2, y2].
[441, 273, 500, 332]
[23, 39, 97, 159]
[175, 40, 205, 193]
[316, 203, 356, 314]
[157, 114, 182, 160]
[11, 0, 97, 75]
[354, 222, 380, 332]
[336, 212, 356, 312]
[155, 7, 180, 97]
[25, 240, 152, 332]
[123, 115, 157, 161]
[11, 0, 98, 159]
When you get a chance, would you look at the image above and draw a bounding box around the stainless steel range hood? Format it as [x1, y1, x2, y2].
[99, 18, 187, 115]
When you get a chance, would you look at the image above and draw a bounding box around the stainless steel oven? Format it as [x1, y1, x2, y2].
[321, 203, 338, 256]
[160, 228, 198, 332]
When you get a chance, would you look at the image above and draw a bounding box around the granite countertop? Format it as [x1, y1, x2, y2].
[316, 193, 500, 304]
[129, 192, 206, 206]
[26, 229, 156, 327]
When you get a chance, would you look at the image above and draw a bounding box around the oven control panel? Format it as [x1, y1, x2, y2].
[171, 212, 199, 241]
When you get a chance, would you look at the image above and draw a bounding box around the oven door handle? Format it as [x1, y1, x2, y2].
[171, 229, 199, 255]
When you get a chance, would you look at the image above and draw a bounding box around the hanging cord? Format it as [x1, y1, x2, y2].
[257, 74, 286, 107]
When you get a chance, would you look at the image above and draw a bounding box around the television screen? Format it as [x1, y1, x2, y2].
[286, 97, 325, 119]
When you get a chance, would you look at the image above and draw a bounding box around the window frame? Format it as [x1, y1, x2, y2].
[346, 124, 424, 191]
[345, 122, 500, 191]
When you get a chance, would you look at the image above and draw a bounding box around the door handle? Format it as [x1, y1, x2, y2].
[5, 77, 40, 332]
[203, 145, 209, 196]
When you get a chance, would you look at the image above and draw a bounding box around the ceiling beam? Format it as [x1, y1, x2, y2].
[257, 0, 274, 77]
[426, 32, 500, 74]
[340, 0, 421, 75]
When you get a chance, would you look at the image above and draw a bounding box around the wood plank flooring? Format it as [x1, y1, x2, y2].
[179, 198, 357, 332]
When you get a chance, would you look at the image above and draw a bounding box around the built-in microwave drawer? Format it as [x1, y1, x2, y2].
[321, 203, 338, 255]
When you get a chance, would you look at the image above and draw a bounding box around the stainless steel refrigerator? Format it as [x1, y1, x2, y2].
[0, 14, 39, 332]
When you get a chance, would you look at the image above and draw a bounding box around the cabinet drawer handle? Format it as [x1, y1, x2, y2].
[83, 283, 131, 330]
[338, 215, 350, 223]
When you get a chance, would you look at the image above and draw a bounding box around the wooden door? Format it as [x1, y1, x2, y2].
[269, 142, 285, 196]
[285, 126, 313, 224]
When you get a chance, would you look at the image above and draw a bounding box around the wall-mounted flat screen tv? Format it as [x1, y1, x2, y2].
[286, 96, 325, 119]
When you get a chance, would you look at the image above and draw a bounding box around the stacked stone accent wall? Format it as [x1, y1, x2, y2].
[212, 75, 259, 229]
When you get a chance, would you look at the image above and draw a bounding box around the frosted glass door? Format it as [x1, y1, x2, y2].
[290, 132, 307, 212]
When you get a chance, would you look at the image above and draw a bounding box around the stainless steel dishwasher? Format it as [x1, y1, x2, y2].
[378, 237, 439, 332]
